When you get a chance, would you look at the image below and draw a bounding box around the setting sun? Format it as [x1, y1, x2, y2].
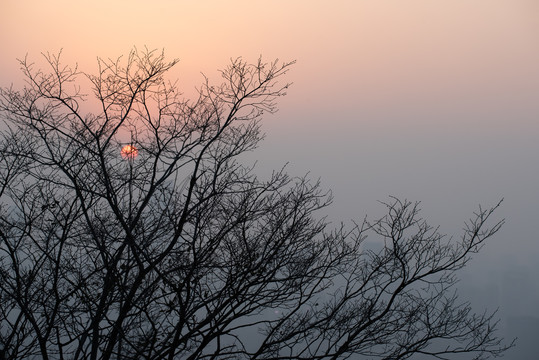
[121, 144, 139, 159]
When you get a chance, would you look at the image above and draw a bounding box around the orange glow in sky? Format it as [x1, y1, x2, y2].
[121, 145, 138, 160]
[1, 0, 537, 132]
[1, 3, 539, 358]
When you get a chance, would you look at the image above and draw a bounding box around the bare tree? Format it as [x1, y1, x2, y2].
[0, 48, 512, 360]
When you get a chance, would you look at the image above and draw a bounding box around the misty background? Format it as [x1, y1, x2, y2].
[1, 1, 538, 358]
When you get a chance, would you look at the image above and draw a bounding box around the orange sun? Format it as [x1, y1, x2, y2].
[121, 144, 139, 159]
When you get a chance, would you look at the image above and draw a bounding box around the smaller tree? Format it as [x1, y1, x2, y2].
[0, 48, 512, 360]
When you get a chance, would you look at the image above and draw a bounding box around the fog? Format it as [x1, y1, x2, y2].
[1, 1, 538, 358]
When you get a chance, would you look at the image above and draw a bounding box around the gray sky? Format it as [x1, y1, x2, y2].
[1, 1, 537, 358]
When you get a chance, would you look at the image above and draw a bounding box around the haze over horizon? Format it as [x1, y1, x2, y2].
[1, 1, 538, 358]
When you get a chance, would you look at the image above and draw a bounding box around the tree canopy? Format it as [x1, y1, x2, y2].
[0, 49, 511, 360]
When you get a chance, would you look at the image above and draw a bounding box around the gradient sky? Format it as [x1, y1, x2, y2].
[1, 1, 538, 358]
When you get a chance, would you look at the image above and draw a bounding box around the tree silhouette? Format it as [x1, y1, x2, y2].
[0, 49, 512, 359]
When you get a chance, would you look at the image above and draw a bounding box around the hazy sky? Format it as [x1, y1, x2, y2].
[1, 1, 538, 358]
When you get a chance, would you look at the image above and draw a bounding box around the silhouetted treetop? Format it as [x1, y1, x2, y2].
[0, 48, 512, 360]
